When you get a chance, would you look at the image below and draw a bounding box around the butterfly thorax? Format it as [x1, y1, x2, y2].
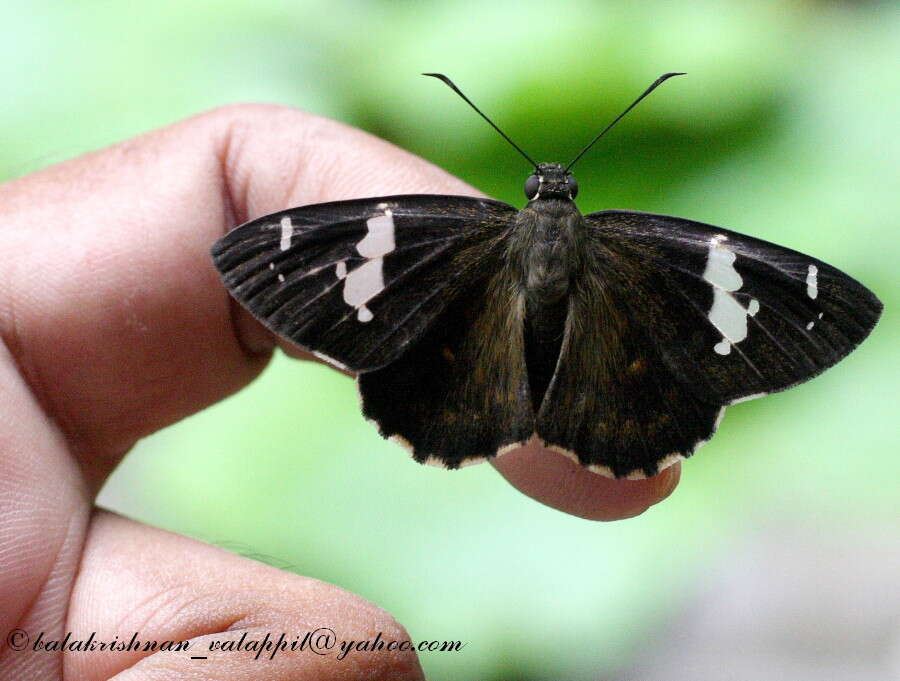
[512, 196, 584, 305]
[513, 162, 583, 306]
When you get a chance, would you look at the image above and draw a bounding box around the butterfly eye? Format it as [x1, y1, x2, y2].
[567, 175, 579, 198]
[524, 175, 540, 200]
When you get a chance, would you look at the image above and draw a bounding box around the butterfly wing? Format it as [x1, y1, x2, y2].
[359, 263, 534, 468]
[536, 210, 882, 478]
[587, 210, 883, 402]
[212, 195, 517, 372]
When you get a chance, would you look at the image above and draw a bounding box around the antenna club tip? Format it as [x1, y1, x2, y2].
[662, 71, 687, 78]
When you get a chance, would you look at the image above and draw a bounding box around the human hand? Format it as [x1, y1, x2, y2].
[0, 104, 679, 679]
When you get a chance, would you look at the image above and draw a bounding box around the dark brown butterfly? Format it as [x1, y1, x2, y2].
[212, 74, 881, 478]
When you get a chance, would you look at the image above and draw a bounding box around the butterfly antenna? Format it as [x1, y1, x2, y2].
[566, 72, 686, 172]
[424, 73, 538, 169]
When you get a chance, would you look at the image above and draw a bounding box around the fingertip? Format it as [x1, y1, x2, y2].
[491, 440, 681, 521]
[230, 301, 278, 357]
[652, 460, 681, 503]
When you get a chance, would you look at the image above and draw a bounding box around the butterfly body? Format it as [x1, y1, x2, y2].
[510, 165, 586, 409]
[211, 167, 882, 478]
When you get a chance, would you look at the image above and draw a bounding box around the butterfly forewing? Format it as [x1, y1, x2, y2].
[584, 211, 883, 405]
[212, 195, 517, 372]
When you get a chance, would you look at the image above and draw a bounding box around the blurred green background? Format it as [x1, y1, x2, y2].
[3, 1, 897, 679]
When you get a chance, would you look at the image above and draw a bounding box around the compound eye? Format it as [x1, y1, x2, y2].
[567, 175, 579, 198]
[524, 174, 540, 200]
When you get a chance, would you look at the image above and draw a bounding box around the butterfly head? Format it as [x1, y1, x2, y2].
[525, 163, 578, 201]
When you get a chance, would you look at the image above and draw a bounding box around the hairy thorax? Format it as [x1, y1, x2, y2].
[512, 198, 584, 304]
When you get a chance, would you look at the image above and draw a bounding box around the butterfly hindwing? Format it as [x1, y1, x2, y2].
[583, 211, 883, 405]
[534, 239, 724, 478]
[212, 195, 517, 372]
[359, 260, 534, 468]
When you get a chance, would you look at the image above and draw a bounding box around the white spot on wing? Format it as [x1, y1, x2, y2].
[806, 264, 818, 299]
[702, 236, 759, 356]
[335, 208, 397, 322]
[277, 273, 285, 283]
[704, 235, 741, 290]
[357, 209, 396, 258]
[805, 311, 823, 332]
[279, 216, 294, 251]
[342, 258, 383, 321]
[714, 340, 732, 355]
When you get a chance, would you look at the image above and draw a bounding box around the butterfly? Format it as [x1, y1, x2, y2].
[211, 73, 882, 479]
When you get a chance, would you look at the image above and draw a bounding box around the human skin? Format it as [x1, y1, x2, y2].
[0, 104, 679, 680]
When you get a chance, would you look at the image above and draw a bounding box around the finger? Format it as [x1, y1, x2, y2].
[492, 439, 680, 521]
[65, 511, 424, 681]
[0, 104, 682, 517]
[0, 104, 479, 489]
[0, 340, 91, 675]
